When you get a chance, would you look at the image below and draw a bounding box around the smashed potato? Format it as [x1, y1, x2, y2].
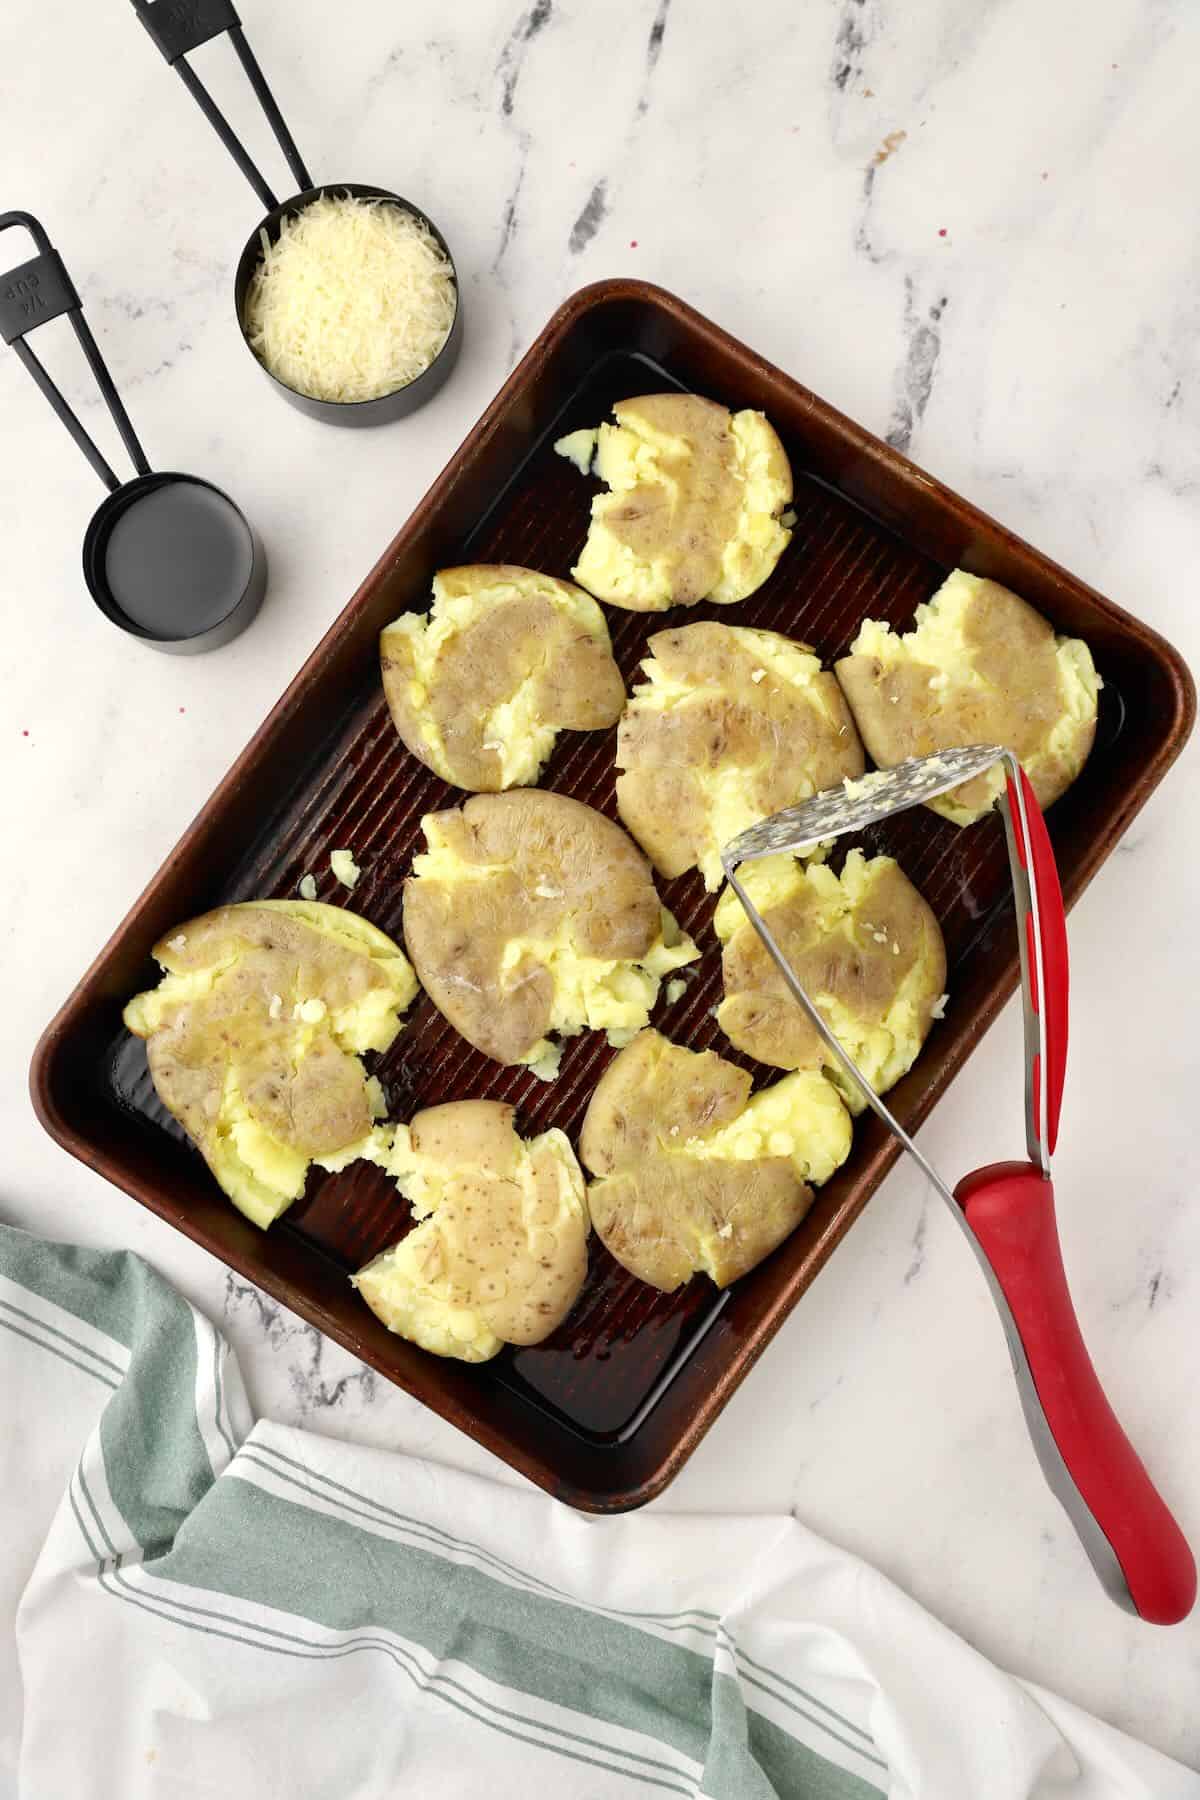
[579, 1030, 851, 1291]
[380, 564, 625, 792]
[123, 902, 418, 1229]
[836, 570, 1100, 825]
[616, 622, 865, 889]
[353, 1101, 589, 1363]
[402, 791, 698, 1067]
[558, 394, 793, 611]
[714, 850, 946, 1108]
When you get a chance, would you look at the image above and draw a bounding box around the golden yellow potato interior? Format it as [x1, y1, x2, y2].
[579, 1030, 851, 1291]
[123, 901, 418, 1229]
[560, 393, 793, 611]
[402, 791, 698, 1067]
[554, 428, 598, 474]
[835, 570, 1100, 824]
[616, 622, 865, 889]
[353, 1101, 589, 1363]
[714, 850, 947, 1108]
[380, 564, 625, 792]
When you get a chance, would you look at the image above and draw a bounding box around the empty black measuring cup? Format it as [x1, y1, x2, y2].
[0, 213, 266, 653]
[130, 0, 462, 426]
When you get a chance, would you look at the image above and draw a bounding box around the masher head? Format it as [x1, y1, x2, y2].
[720, 746, 1007, 874]
[719, 742, 1059, 1186]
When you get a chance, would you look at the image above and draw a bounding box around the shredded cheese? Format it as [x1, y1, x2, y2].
[244, 195, 457, 404]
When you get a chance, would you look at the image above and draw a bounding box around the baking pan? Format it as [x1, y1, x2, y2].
[31, 280, 1195, 1510]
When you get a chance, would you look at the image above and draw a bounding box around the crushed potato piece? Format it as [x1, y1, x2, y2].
[404, 791, 698, 1068]
[354, 1102, 588, 1361]
[580, 1031, 852, 1291]
[380, 565, 624, 792]
[123, 902, 417, 1229]
[714, 849, 946, 1110]
[330, 849, 360, 889]
[565, 394, 793, 611]
[553, 428, 599, 475]
[616, 622, 864, 889]
[836, 570, 1098, 824]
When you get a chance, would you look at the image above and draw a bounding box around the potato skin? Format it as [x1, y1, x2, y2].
[616, 622, 864, 887]
[579, 1030, 750, 1175]
[402, 790, 670, 1066]
[381, 564, 625, 792]
[586, 1159, 806, 1291]
[410, 1098, 523, 1176]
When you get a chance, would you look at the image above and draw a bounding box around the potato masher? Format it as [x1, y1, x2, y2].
[722, 746, 1195, 1624]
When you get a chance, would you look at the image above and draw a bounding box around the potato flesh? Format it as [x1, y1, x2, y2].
[616, 623, 865, 889]
[835, 570, 1099, 824]
[579, 1030, 852, 1291]
[498, 914, 696, 1041]
[566, 394, 793, 612]
[714, 412, 796, 604]
[402, 791, 698, 1066]
[714, 850, 947, 1109]
[353, 1103, 589, 1362]
[380, 565, 625, 792]
[123, 902, 418, 1229]
[554, 428, 597, 474]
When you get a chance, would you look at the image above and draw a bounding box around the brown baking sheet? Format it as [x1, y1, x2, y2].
[32, 280, 1195, 1509]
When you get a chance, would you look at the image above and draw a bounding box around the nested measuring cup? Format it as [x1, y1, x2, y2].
[130, 0, 462, 425]
[0, 212, 265, 653]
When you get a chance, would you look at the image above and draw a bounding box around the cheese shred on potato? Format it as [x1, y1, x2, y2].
[244, 195, 456, 403]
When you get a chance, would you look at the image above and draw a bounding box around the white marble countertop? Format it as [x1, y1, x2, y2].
[3, 0, 1198, 1771]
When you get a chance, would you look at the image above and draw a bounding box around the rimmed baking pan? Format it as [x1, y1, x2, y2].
[31, 280, 1195, 1510]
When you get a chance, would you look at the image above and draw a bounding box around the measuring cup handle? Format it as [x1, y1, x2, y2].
[130, 0, 312, 213]
[0, 212, 149, 492]
[958, 1159, 1196, 1625]
[0, 211, 74, 338]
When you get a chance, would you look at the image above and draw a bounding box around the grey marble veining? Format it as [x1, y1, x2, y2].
[2, 0, 1199, 1767]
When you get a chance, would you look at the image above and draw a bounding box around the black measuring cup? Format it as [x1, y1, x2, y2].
[131, 0, 462, 426]
[0, 213, 266, 653]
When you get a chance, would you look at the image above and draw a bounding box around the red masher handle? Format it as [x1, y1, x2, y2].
[1007, 767, 1069, 1154]
[958, 1160, 1195, 1624]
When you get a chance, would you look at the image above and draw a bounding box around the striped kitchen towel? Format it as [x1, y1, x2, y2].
[0, 1219, 1194, 1800]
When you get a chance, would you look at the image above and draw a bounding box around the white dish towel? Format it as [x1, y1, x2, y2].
[1, 1220, 1194, 1800]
